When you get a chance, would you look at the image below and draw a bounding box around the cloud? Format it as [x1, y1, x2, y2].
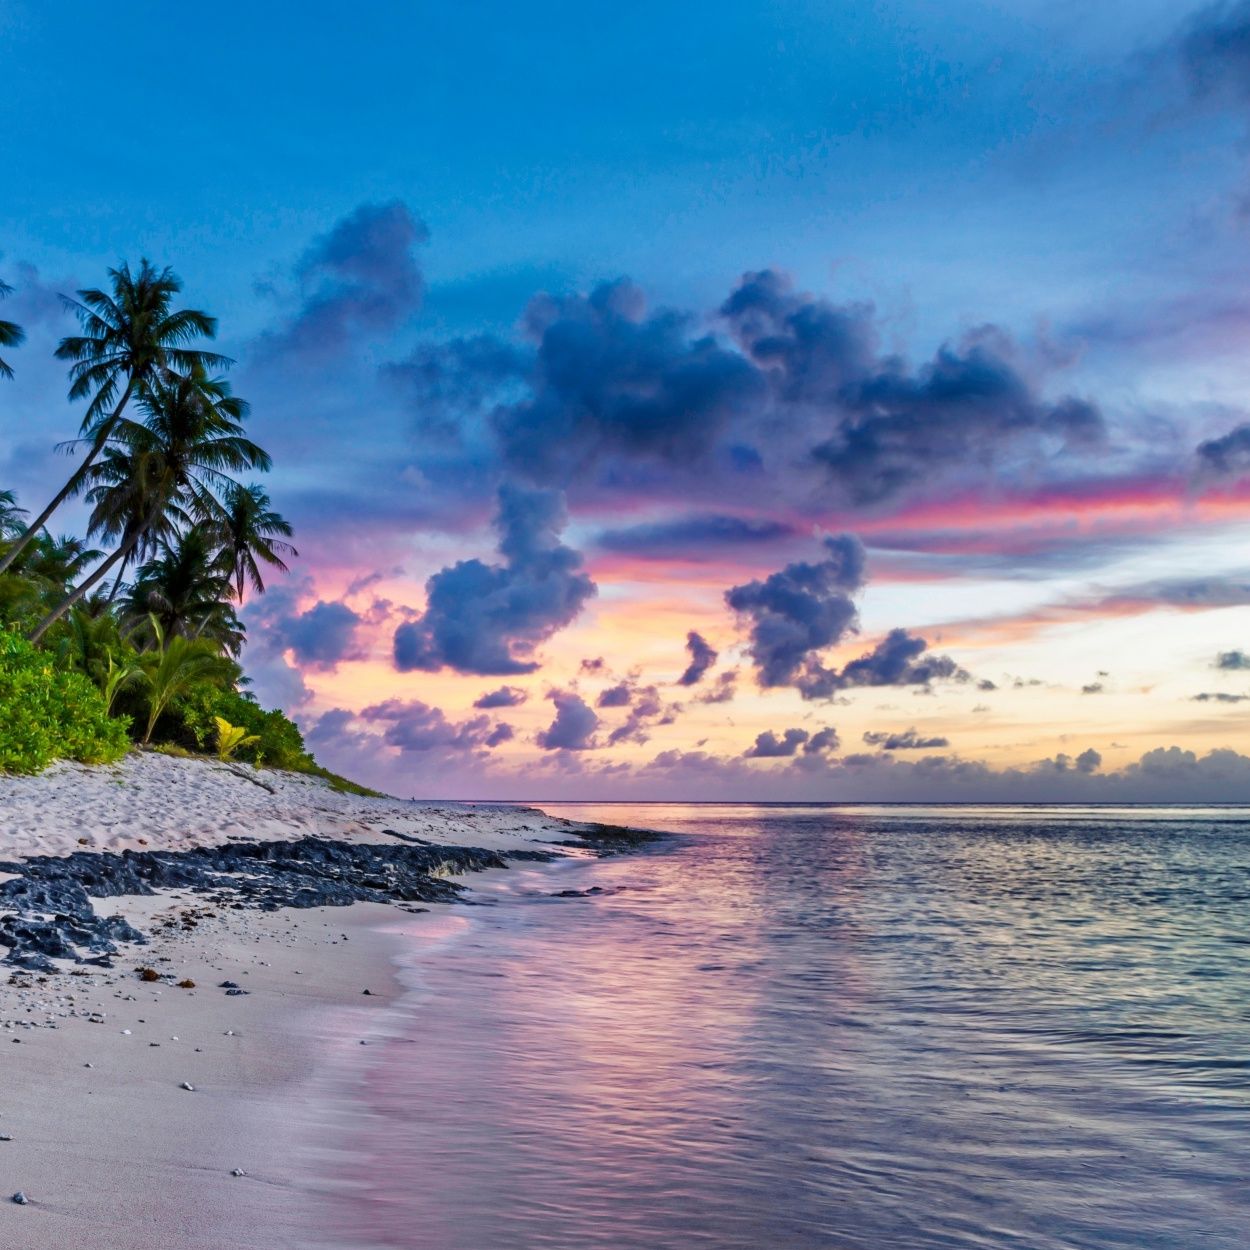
[678, 631, 718, 686]
[1196, 423, 1250, 479]
[605, 684, 672, 746]
[805, 727, 840, 754]
[473, 685, 529, 709]
[596, 513, 798, 560]
[492, 279, 764, 484]
[393, 483, 596, 675]
[726, 533, 866, 687]
[862, 728, 950, 750]
[697, 670, 738, 703]
[1216, 649, 1250, 669]
[795, 629, 966, 700]
[721, 269, 1104, 507]
[1192, 691, 1250, 702]
[261, 201, 428, 358]
[535, 689, 600, 751]
[745, 728, 810, 758]
[1177, 2, 1250, 104]
[358, 698, 509, 753]
[279, 600, 364, 670]
[597, 682, 633, 708]
[1081, 682, 1105, 695]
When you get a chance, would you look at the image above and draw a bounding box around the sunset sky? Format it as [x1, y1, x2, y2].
[5, 0, 1250, 798]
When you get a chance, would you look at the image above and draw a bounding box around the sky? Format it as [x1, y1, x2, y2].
[4, 0, 1250, 799]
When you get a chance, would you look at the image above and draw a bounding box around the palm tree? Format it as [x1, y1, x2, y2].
[123, 529, 244, 654]
[29, 370, 269, 641]
[0, 489, 27, 538]
[0, 260, 230, 575]
[214, 482, 296, 602]
[137, 617, 236, 743]
[0, 279, 23, 379]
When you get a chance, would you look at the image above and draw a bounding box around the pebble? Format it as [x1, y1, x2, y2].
[0, 1134, 12, 1141]
[11, 1192, 28, 1205]
[180, 1082, 195, 1092]
[121, 1029, 132, 1036]
[231, 1168, 247, 1177]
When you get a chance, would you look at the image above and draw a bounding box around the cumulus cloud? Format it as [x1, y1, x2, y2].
[605, 684, 673, 746]
[278, 600, 364, 670]
[492, 279, 764, 483]
[261, 201, 428, 358]
[745, 728, 810, 758]
[536, 690, 600, 750]
[721, 269, 1103, 507]
[726, 533, 866, 687]
[359, 698, 509, 754]
[698, 670, 738, 704]
[597, 682, 633, 708]
[1215, 648, 1250, 669]
[393, 483, 596, 675]
[862, 727, 950, 750]
[678, 631, 718, 686]
[1196, 423, 1250, 479]
[473, 686, 529, 709]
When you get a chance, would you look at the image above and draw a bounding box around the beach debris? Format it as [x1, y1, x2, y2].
[11, 1191, 28, 1205]
[120, 1029, 132, 1035]
[0, 1133, 12, 1141]
[136, 967, 161, 982]
[180, 1081, 195, 1091]
[230, 1168, 247, 1177]
[177, 979, 196, 989]
[218, 981, 239, 989]
[362, 989, 373, 995]
[84, 1062, 93, 1068]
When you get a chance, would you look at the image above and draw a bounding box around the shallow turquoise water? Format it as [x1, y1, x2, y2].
[327, 804, 1250, 1249]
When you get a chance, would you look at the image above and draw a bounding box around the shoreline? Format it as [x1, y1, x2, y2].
[0, 753, 662, 1249]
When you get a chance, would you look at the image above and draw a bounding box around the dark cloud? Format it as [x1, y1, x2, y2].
[473, 686, 529, 709]
[597, 682, 633, 708]
[393, 484, 596, 675]
[1196, 423, 1250, 479]
[536, 690, 600, 751]
[606, 684, 672, 746]
[277, 600, 363, 670]
[721, 270, 1103, 507]
[801, 628, 966, 700]
[745, 728, 810, 758]
[805, 727, 840, 754]
[359, 698, 508, 753]
[726, 534, 866, 687]
[1216, 649, 1250, 669]
[580, 657, 607, 674]
[262, 201, 428, 358]
[1081, 682, 1105, 695]
[1192, 691, 1250, 702]
[678, 631, 718, 686]
[492, 279, 764, 484]
[485, 722, 515, 747]
[697, 670, 738, 704]
[597, 513, 798, 560]
[1178, 2, 1250, 102]
[862, 728, 950, 750]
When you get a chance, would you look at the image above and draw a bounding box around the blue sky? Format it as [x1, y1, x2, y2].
[5, 1, 1250, 798]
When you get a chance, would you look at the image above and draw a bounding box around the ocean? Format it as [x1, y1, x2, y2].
[325, 803, 1250, 1249]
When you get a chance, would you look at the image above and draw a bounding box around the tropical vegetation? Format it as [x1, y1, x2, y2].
[0, 261, 365, 789]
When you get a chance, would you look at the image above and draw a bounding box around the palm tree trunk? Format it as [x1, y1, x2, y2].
[105, 559, 129, 603]
[0, 381, 136, 576]
[29, 525, 145, 643]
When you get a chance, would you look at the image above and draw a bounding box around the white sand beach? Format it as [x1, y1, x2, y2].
[0, 753, 583, 1249]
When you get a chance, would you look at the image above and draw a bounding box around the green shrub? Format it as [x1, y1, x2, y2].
[0, 629, 130, 773]
[173, 684, 312, 770]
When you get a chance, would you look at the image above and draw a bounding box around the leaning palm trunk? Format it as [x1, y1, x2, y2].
[29, 523, 146, 643]
[0, 380, 136, 576]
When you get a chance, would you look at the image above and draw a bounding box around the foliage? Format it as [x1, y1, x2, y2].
[175, 684, 311, 770]
[137, 618, 237, 744]
[213, 715, 260, 760]
[0, 629, 129, 772]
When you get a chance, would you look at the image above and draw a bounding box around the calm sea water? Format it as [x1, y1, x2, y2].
[323, 804, 1250, 1250]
